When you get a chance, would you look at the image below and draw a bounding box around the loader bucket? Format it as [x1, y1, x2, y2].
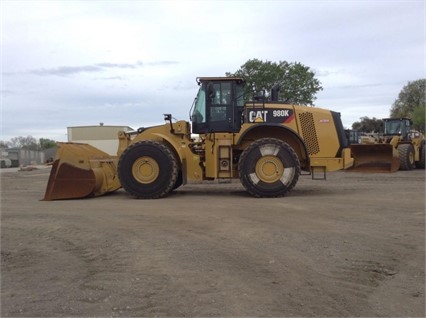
[42, 142, 121, 200]
[349, 144, 400, 172]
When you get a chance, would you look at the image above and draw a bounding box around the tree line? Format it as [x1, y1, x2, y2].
[1, 59, 424, 148]
[228, 60, 424, 132]
[352, 79, 425, 132]
[0, 136, 56, 150]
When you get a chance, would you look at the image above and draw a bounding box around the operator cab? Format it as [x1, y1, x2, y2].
[383, 118, 411, 141]
[191, 77, 245, 134]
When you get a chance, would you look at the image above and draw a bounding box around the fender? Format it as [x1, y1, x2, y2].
[130, 124, 189, 161]
[236, 123, 311, 168]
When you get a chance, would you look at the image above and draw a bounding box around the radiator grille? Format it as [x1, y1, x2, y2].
[299, 112, 320, 155]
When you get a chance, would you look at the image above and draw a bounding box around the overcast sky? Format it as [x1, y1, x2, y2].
[1, 0, 425, 142]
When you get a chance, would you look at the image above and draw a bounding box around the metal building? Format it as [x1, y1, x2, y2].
[0, 148, 48, 167]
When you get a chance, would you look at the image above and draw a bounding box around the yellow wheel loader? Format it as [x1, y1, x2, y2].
[43, 77, 354, 200]
[349, 118, 425, 172]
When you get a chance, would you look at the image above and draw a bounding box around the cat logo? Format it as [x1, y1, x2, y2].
[248, 108, 294, 124]
[249, 110, 269, 122]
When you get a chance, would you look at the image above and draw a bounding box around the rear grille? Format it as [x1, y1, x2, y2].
[299, 112, 320, 155]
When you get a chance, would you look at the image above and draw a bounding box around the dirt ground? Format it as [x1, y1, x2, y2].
[1, 167, 425, 317]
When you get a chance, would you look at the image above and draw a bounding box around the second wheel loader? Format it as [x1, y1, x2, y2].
[43, 77, 354, 200]
[349, 118, 425, 172]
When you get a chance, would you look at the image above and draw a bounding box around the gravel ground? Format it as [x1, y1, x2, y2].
[1, 167, 425, 317]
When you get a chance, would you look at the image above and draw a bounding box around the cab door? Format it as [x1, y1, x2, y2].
[207, 82, 233, 132]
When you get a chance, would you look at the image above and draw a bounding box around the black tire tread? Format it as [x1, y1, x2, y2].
[238, 138, 300, 198]
[118, 140, 178, 199]
[398, 143, 415, 171]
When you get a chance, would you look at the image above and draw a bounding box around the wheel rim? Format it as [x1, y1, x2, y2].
[255, 155, 284, 183]
[132, 156, 159, 184]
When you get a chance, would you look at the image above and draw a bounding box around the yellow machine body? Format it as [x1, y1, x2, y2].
[43, 77, 355, 200]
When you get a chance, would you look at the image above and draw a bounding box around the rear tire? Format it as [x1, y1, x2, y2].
[398, 143, 415, 170]
[238, 138, 300, 198]
[416, 141, 425, 169]
[118, 140, 178, 199]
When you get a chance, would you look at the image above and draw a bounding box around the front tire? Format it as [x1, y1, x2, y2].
[238, 138, 300, 198]
[118, 140, 178, 199]
[398, 144, 415, 170]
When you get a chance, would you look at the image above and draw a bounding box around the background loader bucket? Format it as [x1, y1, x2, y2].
[349, 144, 400, 172]
[43, 143, 121, 200]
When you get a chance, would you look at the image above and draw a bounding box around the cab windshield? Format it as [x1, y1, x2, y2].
[385, 121, 400, 135]
[385, 120, 409, 135]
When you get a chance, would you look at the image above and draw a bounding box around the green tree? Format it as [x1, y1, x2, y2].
[226, 59, 322, 105]
[39, 138, 57, 150]
[352, 116, 384, 132]
[2, 136, 57, 150]
[412, 104, 425, 132]
[390, 79, 425, 130]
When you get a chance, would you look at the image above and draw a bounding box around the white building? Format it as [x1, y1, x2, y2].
[67, 124, 134, 155]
